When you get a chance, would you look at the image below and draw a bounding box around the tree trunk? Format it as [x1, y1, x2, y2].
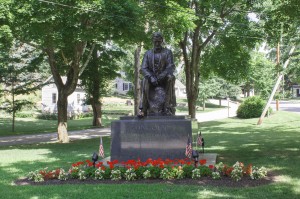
[46, 44, 84, 143]
[57, 89, 69, 143]
[91, 100, 103, 127]
[187, 92, 197, 118]
[12, 82, 15, 132]
[12, 111, 15, 132]
[134, 45, 142, 115]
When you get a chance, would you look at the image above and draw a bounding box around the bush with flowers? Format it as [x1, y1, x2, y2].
[26, 158, 267, 182]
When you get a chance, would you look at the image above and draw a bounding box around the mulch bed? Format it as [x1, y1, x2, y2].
[14, 171, 276, 188]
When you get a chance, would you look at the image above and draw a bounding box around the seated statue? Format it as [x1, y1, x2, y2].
[139, 32, 176, 116]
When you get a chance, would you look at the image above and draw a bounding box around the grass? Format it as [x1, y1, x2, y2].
[0, 98, 225, 137]
[176, 98, 226, 113]
[0, 115, 120, 137]
[1, 111, 300, 198]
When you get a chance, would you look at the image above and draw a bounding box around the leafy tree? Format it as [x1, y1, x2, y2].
[145, 0, 261, 118]
[199, 77, 241, 109]
[0, 41, 43, 132]
[242, 52, 276, 99]
[10, 0, 143, 142]
[259, 0, 300, 89]
[80, 43, 125, 127]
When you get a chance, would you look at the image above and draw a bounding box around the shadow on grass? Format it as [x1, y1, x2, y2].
[0, 115, 119, 136]
[0, 140, 299, 199]
[1, 112, 300, 198]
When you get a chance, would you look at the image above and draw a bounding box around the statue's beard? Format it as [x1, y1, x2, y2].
[154, 46, 162, 52]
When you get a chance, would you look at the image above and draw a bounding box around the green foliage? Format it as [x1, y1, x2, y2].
[0, 41, 44, 131]
[148, 166, 162, 179]
[36, 112, 58, 120]
[199, 77, 241, 101]
[135, 166, 147, 179]
[84, 166, 96, 178]
[182, 165, 194, 178]
[199, 165, 212, 177]
[243, 52, 276, 99]
[202, 36, 253, 82]
[236, 96, 267, 118]
[15, 112, 35, 118]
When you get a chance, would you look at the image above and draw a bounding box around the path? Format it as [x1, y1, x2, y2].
[195, 99, 239, 122]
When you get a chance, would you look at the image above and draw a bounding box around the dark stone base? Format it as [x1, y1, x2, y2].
[111, 116, 195, 162]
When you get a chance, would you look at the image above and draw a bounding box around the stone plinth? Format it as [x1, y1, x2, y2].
[111, 116, 193, 162]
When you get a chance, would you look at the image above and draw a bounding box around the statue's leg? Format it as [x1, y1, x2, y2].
[143, 79, 150, 116]
[170, 77, 176, 114]
[164, 76, 175, 115]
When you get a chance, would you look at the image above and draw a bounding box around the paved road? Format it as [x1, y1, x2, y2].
[270, 100, 300, 114]
[1, 99, 299, 146]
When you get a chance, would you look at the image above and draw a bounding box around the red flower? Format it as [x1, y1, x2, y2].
[95, 162, 103, 168]
[199, 159, 207, 165]
[225, 167, 234, 176]
[244, 164, 253, 175]
[178, 159, 186, 165]
[209, 165, 214, 169]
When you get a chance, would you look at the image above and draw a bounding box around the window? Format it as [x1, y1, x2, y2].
[77, 94, 81, 104]
[52, 93, 56, 104]
[123, 83, 129, 91]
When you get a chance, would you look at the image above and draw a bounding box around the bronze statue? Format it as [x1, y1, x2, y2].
[139, 32, 176, 116]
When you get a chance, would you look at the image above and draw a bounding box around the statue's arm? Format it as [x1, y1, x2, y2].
[158, 49, 175, 80]
[141, 52, 154, 79]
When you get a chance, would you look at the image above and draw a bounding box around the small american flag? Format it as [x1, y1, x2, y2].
[99, 137, 105, 158]
[185, 136, 192, 158]
[197, 131, 203, 146]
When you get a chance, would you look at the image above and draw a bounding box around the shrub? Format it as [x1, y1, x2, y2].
[15, 112, 35, 118]
[199, 165, 212, 176]
[236, 96, 270, 119]
[36, 112, 58, 120]
[182, 165, 194, 178]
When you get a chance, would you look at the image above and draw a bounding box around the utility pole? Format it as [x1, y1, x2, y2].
[257, 46, 296, 125]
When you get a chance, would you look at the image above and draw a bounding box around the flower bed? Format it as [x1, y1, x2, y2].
[27, 158, 267, 183]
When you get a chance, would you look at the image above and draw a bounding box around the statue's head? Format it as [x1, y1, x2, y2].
[152, 32, 163, 41]
[152, 32, 163, 50]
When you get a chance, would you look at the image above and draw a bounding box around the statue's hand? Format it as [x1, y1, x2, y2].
[150, 76, 158, 86]
[157, 74, 165, 81]
[167, 74, 174, 81]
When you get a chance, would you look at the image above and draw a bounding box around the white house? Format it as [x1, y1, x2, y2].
[292, 85, 300, 98]
[114, 77, 186, 98]
[114, 76, 133, 95]
[42, 75, 187, 113]
[174, 79, 187, 98]
[41, 77, 89, 114]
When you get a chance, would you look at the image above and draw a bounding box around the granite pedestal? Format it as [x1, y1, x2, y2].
[111, 116, 195, 162]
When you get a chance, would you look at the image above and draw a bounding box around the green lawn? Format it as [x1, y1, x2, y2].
[0, 98, 224, 137]
[176, 98, 226, 113]
[0, 115, 119, 137]
[1, 111, 300, 198]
